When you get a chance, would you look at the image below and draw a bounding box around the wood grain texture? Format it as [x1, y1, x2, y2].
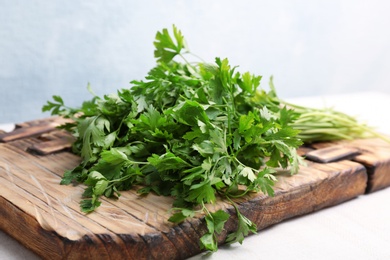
[27, 130, 75, 155]
[0, 117, 72, 143]
[311, 138, 390, 193]
[0, 118, 390, 259]
[305, 145, 360, 163]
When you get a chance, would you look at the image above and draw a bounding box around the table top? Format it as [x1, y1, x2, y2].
[1, 91, 390, 260]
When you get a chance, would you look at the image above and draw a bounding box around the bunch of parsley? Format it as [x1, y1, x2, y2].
[43, 25, 305, 251]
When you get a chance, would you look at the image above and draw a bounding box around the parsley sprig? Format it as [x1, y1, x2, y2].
[43, 25, 379, 252]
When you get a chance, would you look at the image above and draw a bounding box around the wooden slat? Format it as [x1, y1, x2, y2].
[1, 117, 73, 143]
[0, 123, 59, 142]
[29, 130, 75, 155]
[15, 116, 70, 128]
[305, 145, 360, 163]
[28, 136, 74, 155]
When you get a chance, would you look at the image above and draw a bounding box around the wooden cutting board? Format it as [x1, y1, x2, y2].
[1, 117, 390, 260]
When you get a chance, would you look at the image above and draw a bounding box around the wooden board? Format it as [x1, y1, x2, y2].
[309, 139, 390, 193]
[1, 118, 390, 260]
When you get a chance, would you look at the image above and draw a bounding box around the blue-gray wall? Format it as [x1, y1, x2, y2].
[1, 1, 390, 123]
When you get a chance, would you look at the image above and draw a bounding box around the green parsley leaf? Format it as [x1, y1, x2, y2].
[226, 203, 257, 245]
[154, 25, 186, 63]
[200, 209, 230, 251]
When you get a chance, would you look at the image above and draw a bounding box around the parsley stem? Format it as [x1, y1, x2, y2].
[179, 53, 197, 72]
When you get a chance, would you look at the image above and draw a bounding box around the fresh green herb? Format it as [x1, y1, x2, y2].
[200, 206, 230, 251]
[225, 199, 257, 245]
[42, 25, 381, 252]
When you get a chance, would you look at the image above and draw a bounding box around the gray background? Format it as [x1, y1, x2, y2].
[1, 0, 390, 124]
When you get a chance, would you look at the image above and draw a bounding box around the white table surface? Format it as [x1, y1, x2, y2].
[1, 91, 390, 260]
